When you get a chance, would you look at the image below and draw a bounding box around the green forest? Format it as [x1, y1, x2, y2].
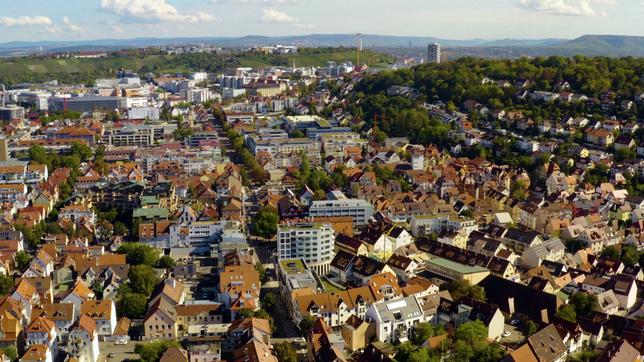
[331, 56, 644, 144]
[0, 47, 392, 86]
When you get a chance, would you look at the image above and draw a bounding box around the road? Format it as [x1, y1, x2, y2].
[270, 289, 301, 339]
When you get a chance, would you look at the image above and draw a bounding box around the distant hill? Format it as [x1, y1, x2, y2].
[545, 35, 644, 56]
[479, 38, 564, 47]
[0, 49, 393, 85]
[1, 34, 643, 58]
[0, 34, 490, 54]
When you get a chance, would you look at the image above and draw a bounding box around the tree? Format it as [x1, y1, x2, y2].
[14, 251, 32, 272]
[273, 343, 297, 362]
[600, 246, 620, 260]
[454, 320, 488, 345]
[449, 340, 474, 362]
[569, 292, 599, 316]
[472, 343, 506, 362]
[615, 147, 636, 162]
[117, 291, 148, 319]
[411, 322, 436, 345]
[299, 315, 316, 335]
[135, 340, 181, 362]
[28, 145, 49, 166]
[523, 320, 538, 338]
[556, 304, 577, 322]
[372, 129, 387, 145]
[568, 351, 600, 362]
[261, 292, 277, 311]
[128, 265, 159, 296]
[118, 243, 160, 266]
[445, 280, 486, 302]
[252, 206, 279, 239]
[0, 274, 14, 296]
[0, 346, 17, 362]
[156, 256, 176, 269]
[113, 222, 129, 236]
[256, 262, 269, 283]
[70, 141, 93, 162]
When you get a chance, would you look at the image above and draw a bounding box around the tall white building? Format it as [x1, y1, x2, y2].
[186, 88, 211, 103]
[308, 198, 373, 226]
[278, 223, 335, 275]
[428, 43, 441, 64]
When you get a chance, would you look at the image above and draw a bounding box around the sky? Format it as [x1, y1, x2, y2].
[0, 0, 643, 42]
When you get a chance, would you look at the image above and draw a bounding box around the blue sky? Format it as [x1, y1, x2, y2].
[0, 0, 642, 42]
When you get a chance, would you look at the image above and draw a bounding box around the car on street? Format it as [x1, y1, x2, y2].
[510, 319, 520, 325]
[502, 331, 511, 337]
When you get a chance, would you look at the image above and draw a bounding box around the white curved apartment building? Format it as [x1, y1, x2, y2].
[277, 223, 335, 275]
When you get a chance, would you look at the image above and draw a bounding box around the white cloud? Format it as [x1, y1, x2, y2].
[212, 0, 302, 4]
[100, 0, 216, 23]
[517, 0, 612, 16]
[62, 17, 83, 32]
[0, 16, 52, 27]
[261, 8, 297, 22]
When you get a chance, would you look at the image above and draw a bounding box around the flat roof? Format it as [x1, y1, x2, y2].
[280, 259, 306, 275]
[132, 207, 169, 219]
[427, 257, 489, 275]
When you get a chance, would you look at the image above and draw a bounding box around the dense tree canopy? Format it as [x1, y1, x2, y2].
[346, 56, 644, 148]
[117, 242, 160, 266]
[135, 340, 181, 362]
[252, 206, 279, 239]
[444, 279, 486, 302]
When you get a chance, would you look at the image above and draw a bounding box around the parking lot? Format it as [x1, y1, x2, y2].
[99, 341, 139, 362]
[500, 322, 526, 347]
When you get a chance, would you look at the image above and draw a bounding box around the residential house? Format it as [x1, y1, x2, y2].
[143, 298, 177, 340]
[308, 318, 349, 362]
[66, 315, 100, 362]
[80, 300, 117, 337]
[25, 317, 59, 360]
[365, 295, 425, 343]
[341, 315, 373, 352]
[436, 297, 505, 341]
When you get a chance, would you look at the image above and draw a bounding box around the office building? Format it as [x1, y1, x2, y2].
[278, 223, 335, 275]
[16, 91, 50, 111]
[0, 105, 25, 121]
[49, 96, 126, 112]
[308, 198, 373, 227]
[102, 125, 154, 147]
[246, 136, 320, 157]
[128, 107, 160, 120]
[428, 43, 441, 64]
[186, 88, 212, 103]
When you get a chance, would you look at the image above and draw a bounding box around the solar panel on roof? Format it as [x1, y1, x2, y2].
[386, 299, 407, 311]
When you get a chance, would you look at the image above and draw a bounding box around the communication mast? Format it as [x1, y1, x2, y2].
[356, 33, 362, 66]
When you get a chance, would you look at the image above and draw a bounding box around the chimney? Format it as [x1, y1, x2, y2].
[541, 308, 549, 324]
[507, 297, 515, 315]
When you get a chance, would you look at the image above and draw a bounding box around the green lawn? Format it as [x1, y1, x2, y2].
[321, 277, 346, 292]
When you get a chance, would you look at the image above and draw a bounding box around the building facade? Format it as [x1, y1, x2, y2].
[278, 223, 335, 275]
